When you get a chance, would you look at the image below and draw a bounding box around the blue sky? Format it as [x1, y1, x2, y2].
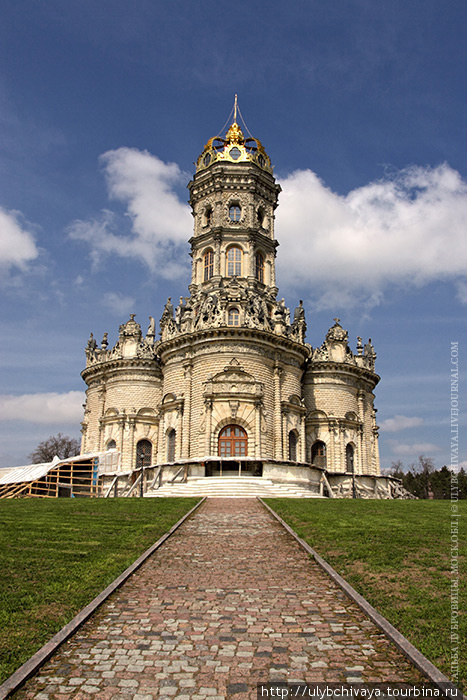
[0, 0, 466, 471]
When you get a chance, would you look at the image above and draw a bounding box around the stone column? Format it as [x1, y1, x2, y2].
[254, 400, 262, 458]
[340, 423, 346, 471]
[182, 361, 193, 458]
[357, 390, 365, 473]
[273, 365, 283, 460]
[328, 420, 338, 472]
[176, 406, 184, 462]
[373, 427, 381, 475]
[266, 260, 272, 288]
[118, 416, 126, 465]
[190, 248, 196, 286]
[270, 247, 277, 288]
[205, 399, 213, 456]
[80, 423, 88, 453]
[300, 413, 306, 462]
[128, 416, 136, 470]
[156, 411, 165, 464]
[248, 235, 255, 278]
[282, 408, 289, 461]
[372, 404, 380, 474]
[214, 233, 222, 276]
[97, 384, 106, 451]
[357, 425, 364, 474]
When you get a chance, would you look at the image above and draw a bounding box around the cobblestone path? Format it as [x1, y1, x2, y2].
[14, 499, 427, 699]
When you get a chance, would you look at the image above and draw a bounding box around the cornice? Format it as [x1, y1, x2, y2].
[158, 327, 309, 362]
[305, 360, 380, 388]
[81, 356, 162, 384]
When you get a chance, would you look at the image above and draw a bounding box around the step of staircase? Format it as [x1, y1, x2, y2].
[145, 476, 323, 498]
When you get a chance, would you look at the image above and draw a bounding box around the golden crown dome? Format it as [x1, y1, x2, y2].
[196, 99, 272, 174]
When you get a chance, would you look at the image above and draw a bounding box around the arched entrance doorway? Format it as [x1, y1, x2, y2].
[218, 425, 248, 457]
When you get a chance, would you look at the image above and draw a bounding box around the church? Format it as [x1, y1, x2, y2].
[80, 108, 388, 498]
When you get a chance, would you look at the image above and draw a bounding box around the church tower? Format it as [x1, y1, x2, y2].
[188, 111, 280, 305]
[156, 111, 309, 468]
[80, 102, 384, 497]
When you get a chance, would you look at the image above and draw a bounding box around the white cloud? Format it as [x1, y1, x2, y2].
[275, 163, 467, 309]
[102, 291, 135, 316]
[380, 414, 424, 432]
[0, 391, 84, 424]
[68, 148, 192, 278]
[390, 441, 442, 456]
[0, 207, 38, 270]
[68, 153, 467, 308]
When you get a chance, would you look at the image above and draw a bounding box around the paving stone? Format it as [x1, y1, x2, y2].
[12, 499, 429, 698]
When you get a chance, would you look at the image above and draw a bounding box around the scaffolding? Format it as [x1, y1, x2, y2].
[0, 451, 120, 499]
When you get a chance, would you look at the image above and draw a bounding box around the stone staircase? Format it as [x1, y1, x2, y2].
[145, 476, 324, 498]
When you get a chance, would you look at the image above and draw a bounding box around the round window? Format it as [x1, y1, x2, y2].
[229, 147, 241, 160]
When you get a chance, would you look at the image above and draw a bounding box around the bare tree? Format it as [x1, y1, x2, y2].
[389, 459, 405, 479]
[29, 433, 80, 464]
[412, 454, 435, 498]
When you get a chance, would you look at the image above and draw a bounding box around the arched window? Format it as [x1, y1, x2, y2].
[136, 439, 152, 469]
[203, 250, 214, 281]
[346, 443, 355, 473]
[167, 429, 176, 462]
[106, 439, 117, 450]
[257, 207, 265, 227]
[226, 246, 242, 277]
[229, 204, 241, 222]
[228, 307, 240, 326]
[311, 441, 327, 468]
[288, 431, 297, 461]
[218, 425, 248, 457]
[255, 252, 264, 283]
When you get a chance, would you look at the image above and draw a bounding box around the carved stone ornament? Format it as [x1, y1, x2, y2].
[119, 314, 142, 343]
[326, 318, 348, 344]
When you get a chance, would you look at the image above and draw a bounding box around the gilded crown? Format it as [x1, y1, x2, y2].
[196, 101, 272, 174]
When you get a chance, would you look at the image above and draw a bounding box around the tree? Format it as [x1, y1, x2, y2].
[412, 455, 435, 499]
[389, 460, 405, 480]
[430, 465, 452, 499]
[29, 433, 80, 464]
[385, 457, 466, 499]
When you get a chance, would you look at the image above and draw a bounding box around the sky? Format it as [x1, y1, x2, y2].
[0, 0, 466, 471]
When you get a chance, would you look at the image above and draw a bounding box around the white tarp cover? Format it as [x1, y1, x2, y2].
[0, 451, 121, 485]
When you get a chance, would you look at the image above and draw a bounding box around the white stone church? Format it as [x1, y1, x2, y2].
[80, 113, 392, 498]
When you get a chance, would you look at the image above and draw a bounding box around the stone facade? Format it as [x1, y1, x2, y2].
[80, 117, 381, 485]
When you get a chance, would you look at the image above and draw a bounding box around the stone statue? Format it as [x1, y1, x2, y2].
[175, 297, 185, 326]
[87, 333, 97, 351]
[364, 338, 376, 368]
[356, 336, 363, 356]
[162, 297, 174, 322]
[294, 300, 305, 321]
[145, 316, 156, 343]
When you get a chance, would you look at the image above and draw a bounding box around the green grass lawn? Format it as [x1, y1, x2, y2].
[0, 497, 199, 685]
[264, 499, 466, 688]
